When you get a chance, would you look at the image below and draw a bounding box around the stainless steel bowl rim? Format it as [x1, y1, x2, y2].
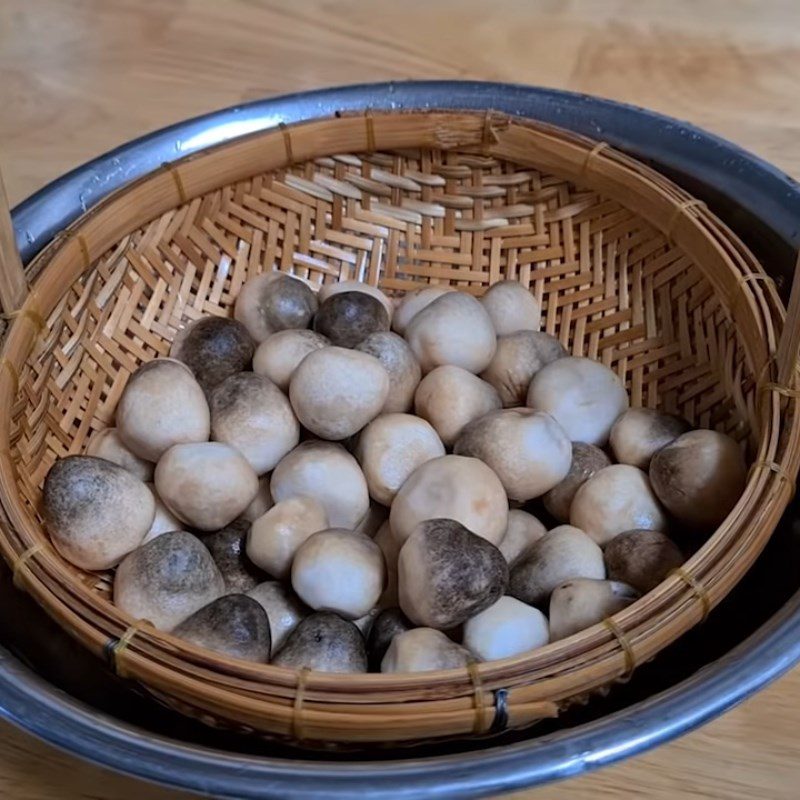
[3, 81, 800, 800]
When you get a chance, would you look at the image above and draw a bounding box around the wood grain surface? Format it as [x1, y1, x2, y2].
[1, 0, 799, 797]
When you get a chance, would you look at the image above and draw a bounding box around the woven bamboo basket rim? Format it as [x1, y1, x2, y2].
[0, 109, 798, 743]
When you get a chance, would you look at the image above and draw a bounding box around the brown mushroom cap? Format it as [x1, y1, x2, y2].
[43, 455, 155, 570]
[172, 594, 271, 662]
[154, 442, 259, 531]
[480, 330, 567, 407]
[463, 596, 550, 661]
[116, 359, 210, 462]
[318, 281, 394, 322]
[542, 442, 612, 523]
[497, 509, 547, 567]
[392, 286, 454, 336]
[398, 518, 509, 629]
[356, 413, 445, 506]
[289, 347, 390, 440]
[270, 440, 369, 530]
[604, 529, 684, 593]
[355, 331, 422, 414]
[209, 372, 300, 474]
[234, 272, 318, 343]
[479, 280, 541, 335]
[247, 581, 309, 655]
[114, 531, 225, 631]
[649, 429, 746, 530]
[549, 578, 638, 641]
[86, 427, 154, 482]
[389, 455, 509, 546]
[405, 292, 497, 374]
[527, 356, 629, 445]
[202, 519, 265, 594]
[381, 627, 470, 673]
[367, 607, 414, 670]
[252, 329, 329, 392]
[570, 464, 667, 546]
[169, 316, 255, 394]
[454, 408, 572, 501]
[272, 611, 367, 673]
[609, 408, 691, 470]
[313, 291, 390, 348]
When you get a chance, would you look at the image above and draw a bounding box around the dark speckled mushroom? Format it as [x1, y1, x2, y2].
[314, 291, 390, 348]
[235, 272, 318, 343]
[367, 607, 414, 671]
[202, 519, 266, 594]
[272, 611, 367, 673]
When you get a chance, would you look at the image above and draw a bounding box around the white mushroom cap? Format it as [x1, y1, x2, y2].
[318, 280, 394, 322]
[454, 408, 572, 501]
[570, 464, 667, 546]
[463, 596, 549, 661]
[392, 286, 454, 336]
[549, 578, 638, 641]
[289, 347, 390, 440]
[240, 475, 273, 522]
[246, 496, 329, 579]
[86, 427, 154, 482]
[355, 331, 422, 414]
[291, 529, 385, 619]
[154, 442, 259, 531]
[247, 581, 309, 655]
[414, 365, 501, 447]
[542, 442, 611, 523]
[356, 413, 445, 505]
[389, 455, 509, 546]
[649, 429, 747, 529]
[117, 359, 210, 462]
[270, 441, 369, 530]
[508, 525, 605, 605]
[381, 628, 470, 673]
[609, 408, 690, 470]
[405, 292, 497, 374]
[497, 509, 547, 567]
[209, 372, 299, 474]
[527, 356, 629, 445]
[479, 281, 541, 335]
[252, 329, 329, 392]
[142, 484, 182, 544]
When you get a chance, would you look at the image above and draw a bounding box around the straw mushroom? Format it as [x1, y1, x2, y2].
[170, 316, 255, 394]
[86, 427, 154, 482]
[172, 594, 271, 662]
[252, 329, 329, 392]
[43, 455, 155, 570]
[649, 429, 747, 530]
[356, 414, 445, 505]
[114, 531, 225, 631]
[353, 607, 381, 638]
[313, 292, 390, 348]
[209, 372, 299, 474]
[390, 455, 509, 546]
[570, 464, 667, 546]
[527, 356, 629, 445]
[318, 281, 394, 322]
[116, 359, 210, 462]
[246, 495, 328, 580]
[405, 292, 497, 374]
[142, 484, 182, 544]
[203, 519, 265, 594]
[289, 347, 389, 440]
[353, 502, 389, 538]
[610, 408, 691, 470]
[381, 628, 470, 673]
[497, 510, 547, 567]
[234, 272, 318, 343]
[392, 286, 453, 336]
[270, 441, 369, 530]
[272, 611, 367, 673]
[542, 443, 611, 523]
[414, 365, 501, 447]
[398, 519, 508, 629]
[374, 521, 401, 607]
[480, 331, 567, 407]
[240, 475, 273, 522]
[480, 280, 541, 335]
[367, 608, 414, 670]
[291, 529, 385, 619]
[549, 578, 639, 641]
[355, 332, 422, 413]
[247, 581, 309, 655]
[463, 596, 549, 661]
[454, 408, 571, 501]
[604, 529, 684, 594]
[155, 442, 259, 531]
[509, 524, 605, 606]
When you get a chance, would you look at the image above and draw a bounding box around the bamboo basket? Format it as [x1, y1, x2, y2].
[0, 110, 798, 746]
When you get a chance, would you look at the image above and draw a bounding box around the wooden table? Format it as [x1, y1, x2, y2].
[1, 0, 799, 797]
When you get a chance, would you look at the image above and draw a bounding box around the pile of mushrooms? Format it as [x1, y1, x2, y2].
[42, 273, 747, 675]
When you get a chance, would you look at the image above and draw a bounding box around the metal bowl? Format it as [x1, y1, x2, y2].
[3, 81, 800, 799]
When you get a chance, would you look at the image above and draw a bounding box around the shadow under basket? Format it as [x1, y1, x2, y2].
[0, 111, 798, 746]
